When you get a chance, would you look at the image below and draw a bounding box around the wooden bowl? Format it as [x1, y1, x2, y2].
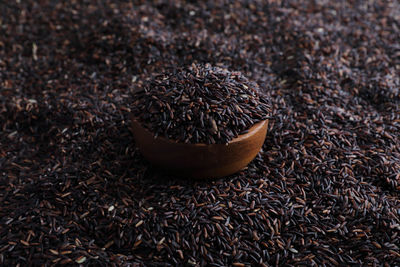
[131, 118, 268, 179]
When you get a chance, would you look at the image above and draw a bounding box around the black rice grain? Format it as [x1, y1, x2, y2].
[0, 0, 399, 266]
[131, 64, 271, 144]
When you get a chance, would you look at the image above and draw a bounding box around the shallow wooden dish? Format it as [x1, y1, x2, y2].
[131, 118, 268, 179]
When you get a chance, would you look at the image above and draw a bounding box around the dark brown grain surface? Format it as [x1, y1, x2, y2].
[131, 64, 271, 144]
[1, 0, 399, 266]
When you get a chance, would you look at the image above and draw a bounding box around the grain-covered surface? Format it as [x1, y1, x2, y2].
[131, 64, 271, 144]
[1, 0, 399, 266]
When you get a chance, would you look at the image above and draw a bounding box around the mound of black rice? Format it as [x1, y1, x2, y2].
[132, 64, 271, 144]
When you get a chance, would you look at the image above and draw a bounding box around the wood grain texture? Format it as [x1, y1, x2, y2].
[131, 118, 268, 179]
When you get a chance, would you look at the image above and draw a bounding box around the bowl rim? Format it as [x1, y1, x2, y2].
[131, 116, 268, 147]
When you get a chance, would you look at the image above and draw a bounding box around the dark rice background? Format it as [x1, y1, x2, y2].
[0, 0, 399, 266]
